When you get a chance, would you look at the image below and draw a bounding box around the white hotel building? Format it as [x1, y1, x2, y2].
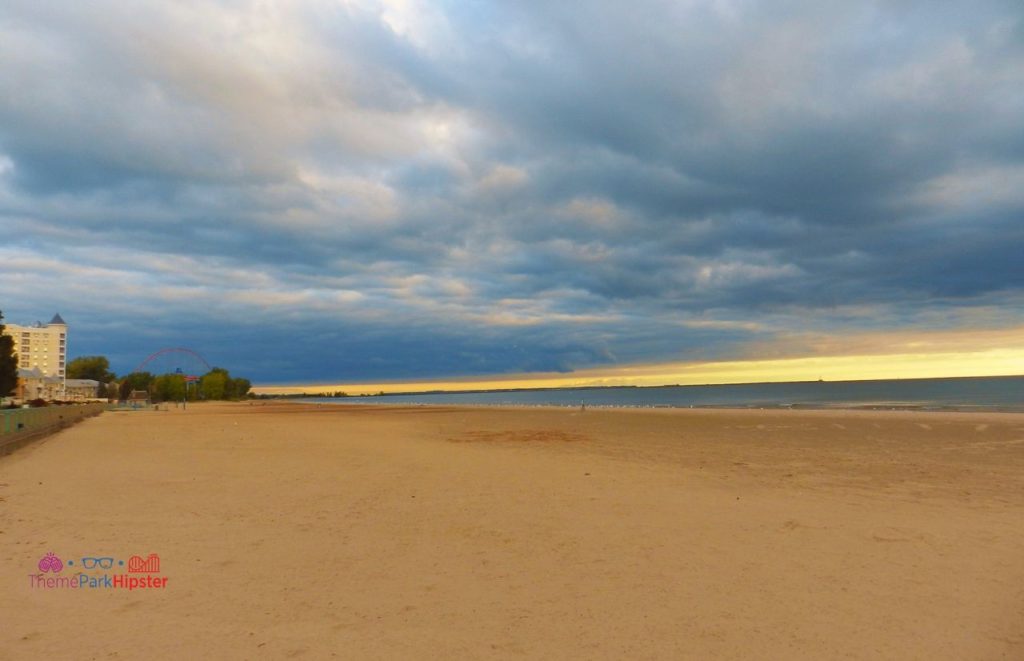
[3, 313, 68, 396]
[5, 313, 68, 378]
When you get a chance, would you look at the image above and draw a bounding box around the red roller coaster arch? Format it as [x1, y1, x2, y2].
[133, 347, 212, 376]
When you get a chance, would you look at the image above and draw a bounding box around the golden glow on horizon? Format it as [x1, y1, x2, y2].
[253, 347, 1024, 396]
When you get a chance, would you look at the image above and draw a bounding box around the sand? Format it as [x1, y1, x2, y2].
[1, 402, 1022, 659]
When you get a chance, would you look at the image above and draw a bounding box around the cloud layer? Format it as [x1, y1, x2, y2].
[2, 1, 1023, 382]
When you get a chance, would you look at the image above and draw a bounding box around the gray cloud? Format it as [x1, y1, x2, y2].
[1, 1, 1023, 383]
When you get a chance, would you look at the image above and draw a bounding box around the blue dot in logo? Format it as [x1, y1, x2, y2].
[119, 560, 124, 566]
[67, 560, 73, 566]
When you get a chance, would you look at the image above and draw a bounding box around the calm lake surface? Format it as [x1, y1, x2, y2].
[302, 375, 1024, 411]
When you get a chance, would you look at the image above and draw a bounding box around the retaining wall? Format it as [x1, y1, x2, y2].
[0, 403, 108, 456]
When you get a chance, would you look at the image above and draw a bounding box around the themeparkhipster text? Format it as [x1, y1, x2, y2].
[30, 552, 168, 591]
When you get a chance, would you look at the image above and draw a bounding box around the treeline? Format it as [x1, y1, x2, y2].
[253, 391, 352, 399]
[67, 356, 251, 402]
[118, 368, 251, 403]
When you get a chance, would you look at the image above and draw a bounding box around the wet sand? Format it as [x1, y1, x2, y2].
[1, 402, 1022, 659]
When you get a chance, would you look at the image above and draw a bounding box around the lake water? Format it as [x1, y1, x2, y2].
[303, 375, 1024, 411]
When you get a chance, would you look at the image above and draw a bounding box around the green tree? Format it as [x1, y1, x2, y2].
[223, 372, 237, 399]
[152, 374, 186, 402]
[232, 378, 251, 398]
[0, 310, 18, 398]
[119, 372, 154, 401]
[67, 355, 115, 382]
[200, 370, 227, 400]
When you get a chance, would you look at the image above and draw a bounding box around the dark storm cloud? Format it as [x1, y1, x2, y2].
[1, 1, 1023, 382]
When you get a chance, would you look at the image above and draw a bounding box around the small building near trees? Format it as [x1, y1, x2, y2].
[65, 379, 102, 401]
[127, 390, 150, 407]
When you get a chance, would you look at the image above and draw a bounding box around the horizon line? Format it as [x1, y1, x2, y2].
[252, 347, 1024, 396]
[258, 372, 1024, 397]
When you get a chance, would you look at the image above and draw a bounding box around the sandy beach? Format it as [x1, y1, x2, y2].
[1, 402, 1022, 659]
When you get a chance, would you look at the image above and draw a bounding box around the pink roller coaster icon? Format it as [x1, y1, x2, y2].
[134, 348, 211, 376]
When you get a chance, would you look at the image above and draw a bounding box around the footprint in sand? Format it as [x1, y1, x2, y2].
[871, 527, 914, 543]
[119, 600, 145, 613]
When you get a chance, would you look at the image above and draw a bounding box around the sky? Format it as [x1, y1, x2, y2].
[1, 1, 1023, 391]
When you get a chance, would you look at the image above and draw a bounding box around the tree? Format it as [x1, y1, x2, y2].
[200, 370, 227, 400]
[67, 355, 115, 382]
[119, 372, 154, 401]
[223, 373, 237, 399]
[0, 310, 18, 398]
[152, 374, 186, 402]
[232, 377, 251, 398]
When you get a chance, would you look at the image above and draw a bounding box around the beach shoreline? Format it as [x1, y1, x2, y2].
[1, 402, 1022, 659]
[273, 373, 1024, 413]
[291, 398, 1024, 414]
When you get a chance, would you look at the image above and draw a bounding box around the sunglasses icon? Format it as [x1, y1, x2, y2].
[81, 557, 115, 569]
